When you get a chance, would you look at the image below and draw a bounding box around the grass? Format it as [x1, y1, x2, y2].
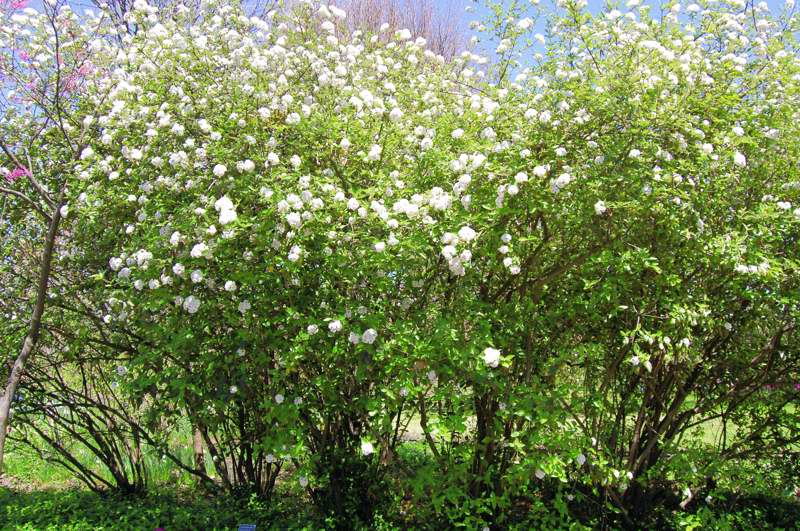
[0, 488, 320, 531]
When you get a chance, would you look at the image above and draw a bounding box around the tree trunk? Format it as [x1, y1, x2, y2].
[0, 192, 63, 475]
[193, 427, 206, 474]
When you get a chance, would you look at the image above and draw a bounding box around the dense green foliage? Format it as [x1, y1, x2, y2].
[1, 0, 799, 529]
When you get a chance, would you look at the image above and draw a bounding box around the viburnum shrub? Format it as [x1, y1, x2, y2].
[8, 0, 796, 527]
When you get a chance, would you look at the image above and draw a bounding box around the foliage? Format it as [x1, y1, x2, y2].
[1, 0, 799, 528]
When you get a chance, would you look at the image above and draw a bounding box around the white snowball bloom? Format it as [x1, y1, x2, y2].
[190, 270, 203, 283]
[361, 441, 374, 456]
[307, 324, 319, 335]
[733, 151, 747, 167]
[275, 393, 284, 404]
[458, 226, 477, 242]
[576, 454, 587, 466]
[286, 212, 302, 228]
[389, 108, 403, 122]
[224, 280, 237, 292]
[533, 165, 548, 177]
[483, 347, 501, 368]
[219, 208, 237, 225]
[238, 300, 251, 314]
[396, 28, 412, 40]
[299, 476, 309, 488]
[535, 469, 545, 480]
[451, 128, 464, 139]
[183, 295, 201, 314]
[361, 328, 378, 344]
[213, 164, 227, 177]
[190, 243, 208, 258]
[594, 200, 607, 215]
[374, 241, 386, 252]
[109, 257, 123, 271]
[349, 332, 361, 344]
[329, 320, 343, 333]
[367, 144, 382, 161]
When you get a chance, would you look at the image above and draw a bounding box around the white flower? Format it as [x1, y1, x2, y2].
[183, 295, 200, 314]
[594, 200, 607, 215]
[238, 300, 251, 314]
[229, 385, 238, 394]
[361, 441, 374, 456]
[190, 270, 203, 283]
[299, 476, 308, 488]
[483, 347, 501, 368]
[219, 208, 237, 225]
[172, 263, 185, 276]
[224, 280, 237, 292]
[629, 149, 642, 158]
[396, 28, 412, 40]
[361, 328, 378, 344]
[374, 241, 386, 252]
[349, 332, 361, 344]
[451, 128, 464, 139]
[329, 320, 342, 333]
[191, 243, 208, 258]
[576, 453, 587, 466]
[109, 257, 123, 271]
[427, 370, 437, 383]
[733, 151, 747, 167]
[389, 108, 403, 122]
[307, 324, 319, 335]
[213, 164, 227, 177]
[286, 212, 302, 228]
[457, 226, 477, 242]
[367, 144, 382, 162]
[275, 393, 284, 404]
[535, 469, 545, 480]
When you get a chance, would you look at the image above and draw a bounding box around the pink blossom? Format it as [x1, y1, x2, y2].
[6, 166, 31, 183]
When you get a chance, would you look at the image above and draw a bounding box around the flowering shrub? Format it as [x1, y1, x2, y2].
[3, 0, 800, 527]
